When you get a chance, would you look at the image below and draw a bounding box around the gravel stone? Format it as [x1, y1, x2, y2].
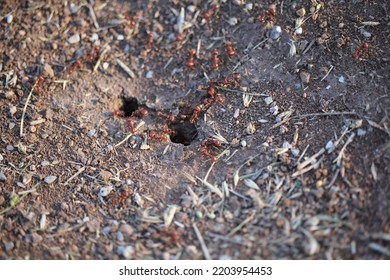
[0, 173, 4, 182]
[68, 34, 80, 44]
[119, 224, 134, 237]
[44, 175, 57, 184]
[5, 241, 15, 251]
[6, 144, 14, 151]
[270, 26, 282, 40]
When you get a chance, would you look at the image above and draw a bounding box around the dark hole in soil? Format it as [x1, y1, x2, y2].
[169, 122, 198, 146]
[121, 97, 139, 117]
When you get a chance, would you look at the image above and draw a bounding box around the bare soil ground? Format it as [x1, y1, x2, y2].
[0, 0, 389, 259]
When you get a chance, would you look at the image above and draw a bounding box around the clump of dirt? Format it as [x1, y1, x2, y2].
[0, 0, 389, 260]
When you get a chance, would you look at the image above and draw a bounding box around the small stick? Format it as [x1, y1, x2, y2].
[114, 121, 145, 147]
[215, 86, 268, 96]
[208, 232, 250, 247]
[227, 211, 255, 237]
[20, 80, 38, 138]
[88, 4, 100, 29]
[64, 166, 86, 186]
[334, 132, 355, 167]
[193, 223, 211, 260]
[320, 65, 334, 82]
[116, 58, 136, 79]
[292, 111, 357, 119]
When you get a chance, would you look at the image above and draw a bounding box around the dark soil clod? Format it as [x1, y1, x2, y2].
[169, 122, 198, 146]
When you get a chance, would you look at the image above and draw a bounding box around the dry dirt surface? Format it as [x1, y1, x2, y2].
[0, 0, 389, 260]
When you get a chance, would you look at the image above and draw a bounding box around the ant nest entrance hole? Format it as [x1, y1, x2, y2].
[120, 97, 139, 117]
[169, 122, 198, 146]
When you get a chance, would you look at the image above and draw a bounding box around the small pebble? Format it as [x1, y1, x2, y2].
[295, 27, 303, 35]
[233, 108, 240, 118]
[5, 241, 14, 251]
[0, 154, 3, 161]
[68, 34, 80, 44]
[291, 148, 300, 157]
[270, 26, 282, 40]
[300, 71, 311, 84]
[117, 34, 124, 41]
[146, 71, 154, 79]
[185, 245, 199, 259]
[44, 63, 55, 78]
[339, 22, 345, 28]
[99, 186, 113, 197]
[103, 62, 109, 69]
[87, 129, 96, 137]
[187, 5, 196, 13]
[117, 246, 134, 259]
[6, 14, 13, 24]
[362, 30, 371, 38]
[9, 106, 17, 116]
[296, 8, 306, 17]
[41, 160, 50, 166]
[228, 17, 238, 26]
[0, 172, 6, 181]
[116, 231, 124, 241]
[9, 122, 15, 129]
[240, 140, 247, 147]
[69, 4, 79, 13]
[339, 76, 345, 83]
[6, 144, 14, 151]
[5, 91, 15, 99]
[119, 224, 134, 237]
[245, 3, 253, 11]
[357, 128, 367, 137]
[264, 96, 273, 105]
[325, 140, 334, 153]
[270, 105, 279, 115]
[90, 33, 99, 42]
[44, 175, 57, 184]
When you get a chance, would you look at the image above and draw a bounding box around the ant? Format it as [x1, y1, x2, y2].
[225, 42, 236, 58]
[157, 111, 175, 123]
[146, 32, 153, 49]
[132, 108, 148, 118]
[149, 130, 170, 142]
[220, 73, 240, 87]
[352, 42, 369, 60]
[187, 49, 196, 69]
[67, 60, 82, 75]
[163, 125, 176, 137]
[189, 105, 203, 124]
[124, 13, 137, 29]
[88, 46, 100, 63]
[211, 49, 219, 70]
[34, 76, 45, 94]
[108, 190, 130, 207]
[258, 7, 277, 24]
[199, 138, 222, 162]
[203, 4, 219, 21]
[127, 117, 135, 133]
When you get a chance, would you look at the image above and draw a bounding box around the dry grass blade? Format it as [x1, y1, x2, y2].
[227, 211, 255, 237]
[116, 58, 136, 79]
[297, 148, 325, 171]
[195, 175, 223, 198]
[334, 132, 355, 167]
[163, 205, 179, 228]
[20, 80, 38, 138]
[193, 223, 211, 260]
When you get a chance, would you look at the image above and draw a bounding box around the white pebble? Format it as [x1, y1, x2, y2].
[0, 154, 3, 161]
[146, 71, 154, 79]
[240, 140, 247, 147]
[339, 76, 345, 83]
[116, 231, 124, 241]
[187, 5, 196, 13]
[6, 14, 13, 24]
[282, 141, 292, 149]
[233, 108, 240, 118]
[99, 186, 113, 197]
[44, 175, 57, 184]
[295, 27, 303, 35]
[362, 31, 371, 38]
[69, 4, 79, 13]
[325, 140, 334, 153]
[103, 62, 109, 69]
[41, 160, 50, 166]
[117, 246, 134, 259]
[357, 128, 367, 137]
[68, 34, 80, 44]
[291, 148, 300, 157]
[87, 129, 96, 137]
[9, 106, 17, 116]
[90, 33, 99, 42]
[270, 105, 279, 115]
[117, 34, 124, 41]
[6, 145, 14, 151]
[228, 17, 238, 26]
[270, 26, 282, 40]
[264, 96, 273, 105]
[245, 3, 253, 10]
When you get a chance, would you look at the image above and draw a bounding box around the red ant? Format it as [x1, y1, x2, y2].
[187, 49, 196, 69]
[127, 117, 135, 133]
[163, 125, 176, 137]
[124, 13, 137, 29]
[113, 109, 125, 117]
[132, 108, 148, 118]
[199, 138, 222, 162]
[220, 73, 241, 87]
[157, 111, 175, 123]
[147, 32, 153, 49]
[203, 4, 219, 21]
[67, 60, 82, 75]
[211, 49, 219, 70]
[225, 42, 235, 58]
[258, 8, 277, 24]
[108, 190, 130, 207]
[207, 84, 216, 98]
[352, 42, 369, 60]
[88, 46, 100, 63]
[149, 130, 170, 142]
[190, 105, 203, 124]
[34, 76, 45, 94]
